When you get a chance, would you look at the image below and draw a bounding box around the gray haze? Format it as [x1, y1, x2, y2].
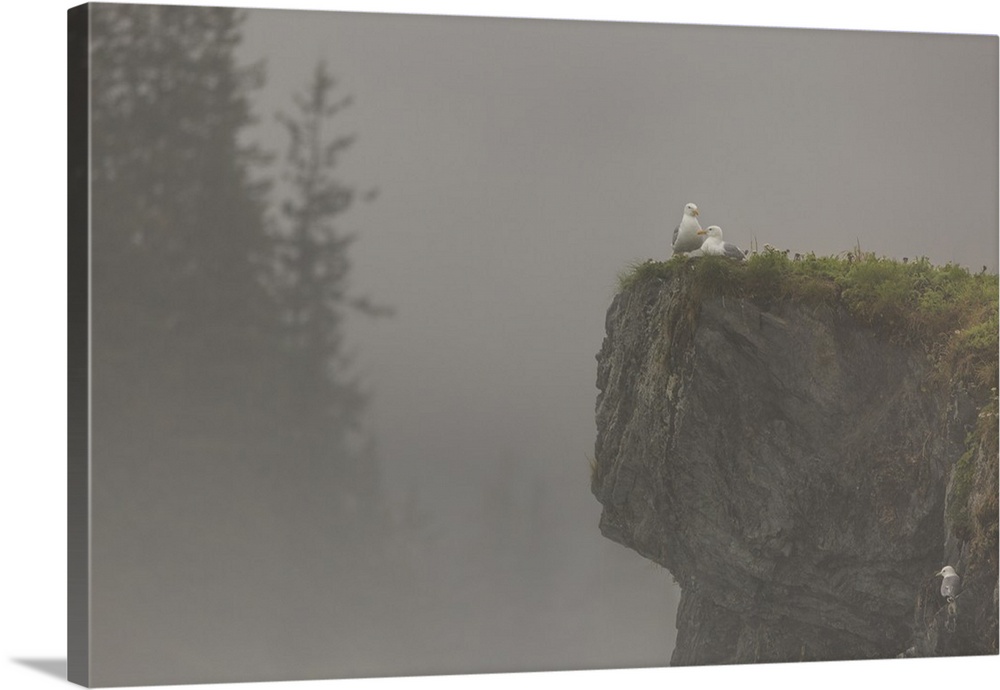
[242, 4, 998, 660]
[88, 6, 998, 685]
[242, 5, 996, 674]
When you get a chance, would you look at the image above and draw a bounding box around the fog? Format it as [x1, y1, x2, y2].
[86, 4, 996, 685]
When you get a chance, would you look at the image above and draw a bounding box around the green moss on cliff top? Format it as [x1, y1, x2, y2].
[618, 249, 998, 395]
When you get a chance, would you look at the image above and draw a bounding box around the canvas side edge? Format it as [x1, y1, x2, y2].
[68, 3, 91, 687]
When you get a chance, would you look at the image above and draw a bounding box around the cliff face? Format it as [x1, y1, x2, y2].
[591, 267, 997, 664]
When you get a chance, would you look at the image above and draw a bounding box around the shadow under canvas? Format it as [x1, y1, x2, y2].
[12, 658, 68, 682]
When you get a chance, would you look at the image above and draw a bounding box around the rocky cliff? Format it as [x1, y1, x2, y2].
[591, 255, 998, 665]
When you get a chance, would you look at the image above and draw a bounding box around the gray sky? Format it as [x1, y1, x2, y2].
[234, 7, 997, 677]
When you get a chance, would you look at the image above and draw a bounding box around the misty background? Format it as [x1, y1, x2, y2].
[87, 4, 997, 686]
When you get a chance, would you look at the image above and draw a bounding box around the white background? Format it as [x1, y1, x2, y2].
[1, 1, 998, 689]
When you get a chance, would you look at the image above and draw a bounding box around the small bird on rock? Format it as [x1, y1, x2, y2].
[935, 565, 960, 602]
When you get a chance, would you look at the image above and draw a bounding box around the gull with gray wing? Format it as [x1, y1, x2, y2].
[697, 225, 747, 260]
[671, 203, 703, 254]
[935, 565, 960, 601]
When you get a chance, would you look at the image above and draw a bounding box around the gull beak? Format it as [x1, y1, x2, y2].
[693, 209, 699, 217]
[697, 229, 706, 235]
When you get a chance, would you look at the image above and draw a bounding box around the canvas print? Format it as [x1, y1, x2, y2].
[68, 2, 999, 686]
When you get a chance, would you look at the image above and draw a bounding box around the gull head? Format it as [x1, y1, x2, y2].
[699, 225, 723, 239]
[684, 203, 699, 217]
[936, 565, 957, 578]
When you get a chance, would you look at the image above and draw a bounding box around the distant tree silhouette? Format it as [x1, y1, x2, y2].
[90, 4, 273, 361]
[270, 62, 392, 509]
[88, 4, 389, 526]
